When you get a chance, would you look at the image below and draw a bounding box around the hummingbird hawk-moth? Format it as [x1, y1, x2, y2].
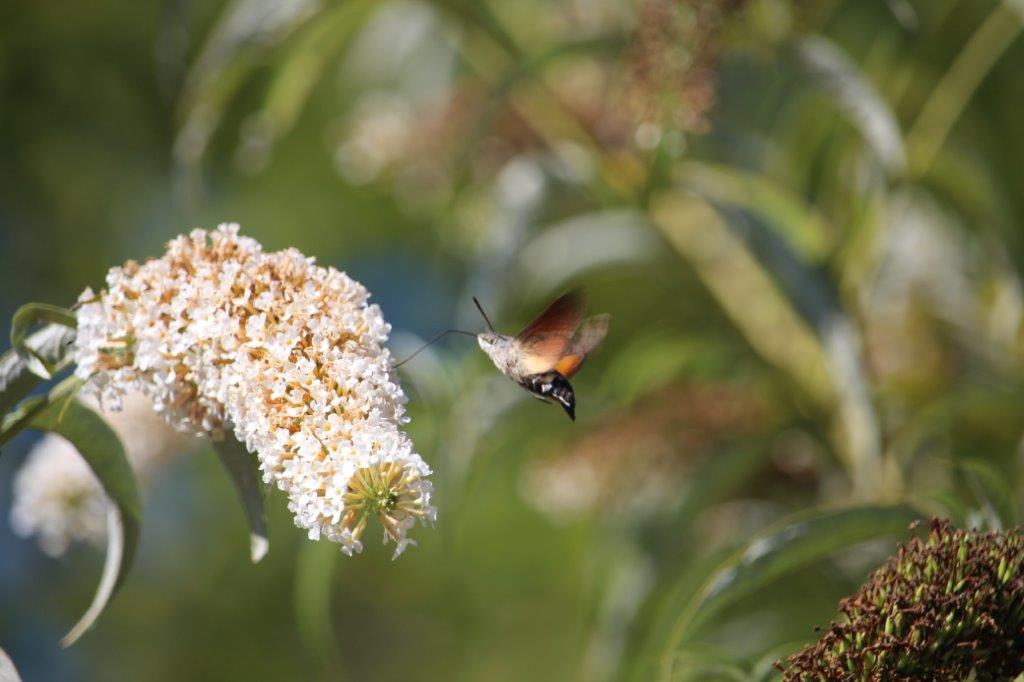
[395, 289, 609, 421]
[474, 289, 608, 420]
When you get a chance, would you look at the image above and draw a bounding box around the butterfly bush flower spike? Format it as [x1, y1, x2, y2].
[72, 224, 436, 557]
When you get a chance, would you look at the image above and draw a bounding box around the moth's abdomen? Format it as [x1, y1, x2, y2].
[523, 371, 576, 421]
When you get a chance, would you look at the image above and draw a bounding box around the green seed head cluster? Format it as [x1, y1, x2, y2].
[780, 518, 1024, 681]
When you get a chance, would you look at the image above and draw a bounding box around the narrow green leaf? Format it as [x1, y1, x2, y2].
[28, 399, 141, 646]
[675, 161, 834, 262]
[884, 0, 918, 30]
[257, 0, 374, 149]
[0, 645, 21, 682]
[651, 193, 885, 496]
[61, 507, 127, 648]
[659, 505, 921, 679]
[793, 35, 906, 175]
[176, 0, 321, 167]
[212, 434, 269, 563]
[0, 324, 76, 416]
[10, 303, 77, 379]
[906, 1, 1024, 176]
[651, 194, 833, 404]
[0, 376, 83, 451]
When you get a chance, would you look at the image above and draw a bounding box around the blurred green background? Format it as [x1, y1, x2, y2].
[3, 0, 1024, 679]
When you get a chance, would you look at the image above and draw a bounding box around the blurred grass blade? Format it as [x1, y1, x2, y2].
[653, 190, 885, 497]
[659, 504, 921, 679]
[650, 194, 832, 404]
[793, 35, 906, 175]
[0, 324, 76, 416]
[651, 193, 883, 495]
[884, 0, 918, 30]
[725, 207, 884, 498]
[10, 303, 76, 379]
[176, 0, 322, 167]
[255, 1, 374, 153]
[675, 162, 834, 262]
[432, 0, 520, 57]
[0, 646, 21, 682]
[28, 399, 141, 646]
[907, 1, 1024, 176]
[295, 540, 343, 674]
[956, 458, 1018, 530]
[212, 434, 269, 562]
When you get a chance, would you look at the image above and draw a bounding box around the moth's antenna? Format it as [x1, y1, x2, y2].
[473, 297, 495, 332]
[393, 329, 476, 368]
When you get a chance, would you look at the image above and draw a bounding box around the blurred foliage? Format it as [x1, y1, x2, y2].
[3, 0, 1024, 679]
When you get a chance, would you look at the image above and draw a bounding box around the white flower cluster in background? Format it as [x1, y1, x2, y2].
[73, 224, 435, 557]
[10, 391, 190, 556]
[11, 435, 109, 557]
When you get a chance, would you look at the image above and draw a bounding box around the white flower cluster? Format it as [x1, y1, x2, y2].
[11, 435, 108, 556]
[10, 391, 189, 556]
[73, 224, 435, 557]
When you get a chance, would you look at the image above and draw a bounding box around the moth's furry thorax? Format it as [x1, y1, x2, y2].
[477, 332, 520, 377]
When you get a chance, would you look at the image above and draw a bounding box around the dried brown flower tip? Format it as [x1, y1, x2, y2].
[779, 518, 1024, 681]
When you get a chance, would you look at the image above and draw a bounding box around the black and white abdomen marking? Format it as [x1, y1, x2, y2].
[522, 371, 576, 420]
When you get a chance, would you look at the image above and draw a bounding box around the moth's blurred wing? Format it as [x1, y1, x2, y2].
[516, 288, 586, 341]
[516, 289, 586, 374]
[554, 314, 609, 378]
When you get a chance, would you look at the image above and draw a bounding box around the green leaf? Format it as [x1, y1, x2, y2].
[10, 303, 76, 379]
[256, 0, 374, 151]
[659, 505, 921, 679]
[28, 399, 141, 647]
[0, 645, 22, 682]
[793, 35, 906, 175]
[176, 0, 322, 167]
[212, 434, 269, 563]
[906, 1, 1024, 176]
[0, 324, 76, 416]
[650, 194, 832, 405]
[651, 193, 885, 496]
[675, 162, 834, 262]
[0, 376, 83, 451]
